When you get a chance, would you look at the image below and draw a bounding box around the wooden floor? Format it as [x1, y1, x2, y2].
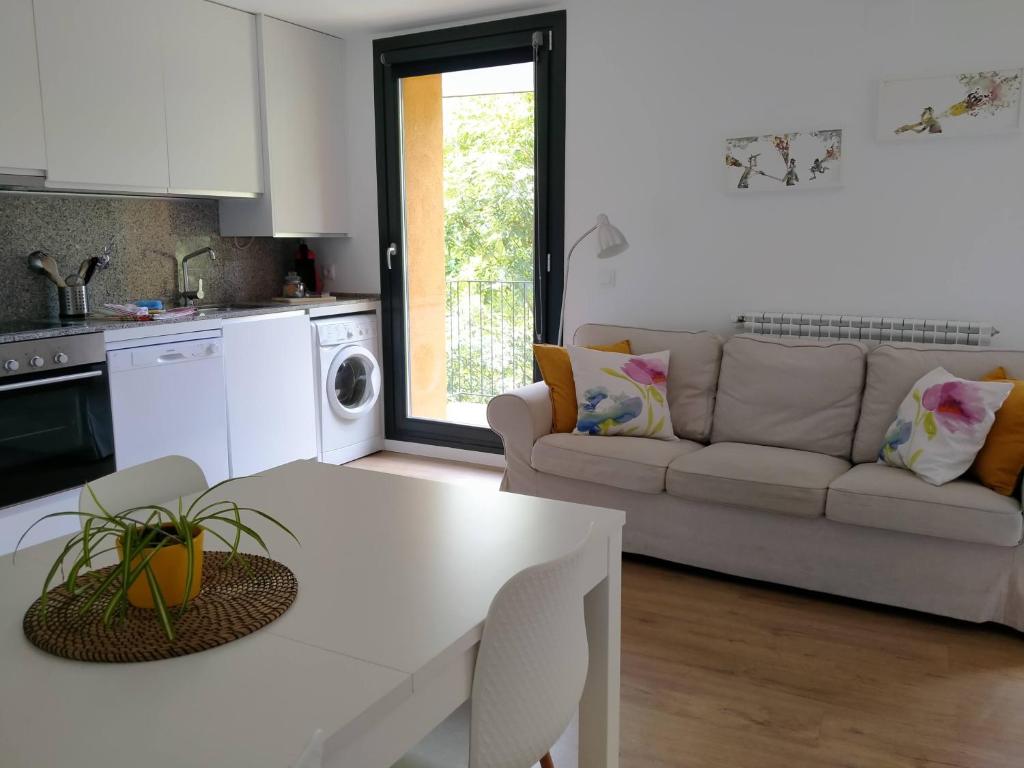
[347, 451, 1024, 768]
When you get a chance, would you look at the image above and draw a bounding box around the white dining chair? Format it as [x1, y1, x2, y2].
[79, 456, 209, 521]
[292, 729, 325, 768]
[391, 527, 593, 768]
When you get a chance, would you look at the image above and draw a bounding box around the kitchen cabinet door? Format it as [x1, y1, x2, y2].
[162, 0, 262, 197]
[220, 16, 349, 237]
[34, 0, 169, 192]
[0, 0, 47, 175]
[222, 312, 318, 477]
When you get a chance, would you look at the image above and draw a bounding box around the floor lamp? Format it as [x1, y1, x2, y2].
[558, 214, 629, 345]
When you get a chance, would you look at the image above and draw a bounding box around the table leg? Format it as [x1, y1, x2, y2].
[579, 528, 621, 768]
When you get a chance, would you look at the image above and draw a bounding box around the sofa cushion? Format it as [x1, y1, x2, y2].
[531, 433, 703, 493]
[711, 335, 867, 458]
[533, 340, 631, 433]
[568, 347, 675, 439]
[666, 442, 851, 518]
[573, 324, 722, 442]
[852, 343, 1024, 464]
[827, 463, 1023, 546]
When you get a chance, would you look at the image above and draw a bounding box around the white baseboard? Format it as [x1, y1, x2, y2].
[383, 440, 507, 468]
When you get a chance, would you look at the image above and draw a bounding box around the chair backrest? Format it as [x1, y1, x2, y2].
[468, 528, 592, 768]
[79, 456, 209, 521]
[291, 729, 324, 768]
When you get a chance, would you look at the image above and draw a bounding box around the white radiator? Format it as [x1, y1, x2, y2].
[734, 312, 998, 346]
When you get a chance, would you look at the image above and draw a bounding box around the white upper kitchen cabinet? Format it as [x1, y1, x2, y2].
[220, 16, 349, 237]
[221, 312, 318, 477]
[161, 0, 262, 197]
[0, 0, 47, 175]
[33, 0, 170, 193]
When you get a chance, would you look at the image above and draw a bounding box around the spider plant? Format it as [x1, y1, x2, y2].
[15, 478, 298, 642]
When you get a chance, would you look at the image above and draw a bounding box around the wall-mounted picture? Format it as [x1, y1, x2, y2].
[724, 129, 842, 193]
[878, 69, 1022, 140]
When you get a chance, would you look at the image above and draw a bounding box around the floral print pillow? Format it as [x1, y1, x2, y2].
[567, 347, 676, 440]
[879, 367, 1013, 485]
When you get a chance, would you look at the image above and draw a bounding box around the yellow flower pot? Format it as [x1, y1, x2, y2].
[117, 526, 204, 609]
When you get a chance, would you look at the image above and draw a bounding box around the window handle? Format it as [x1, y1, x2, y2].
[385, 243, 397, 270]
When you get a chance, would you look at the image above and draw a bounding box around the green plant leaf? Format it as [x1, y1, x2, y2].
[81, 516, 94, 569]
[13, 510, 118, 562]
[924, 412, 938, 440]
[179, 521, 197, 615]
[195, 504, 300, 546]
[37, 535, 88, 623]
[202, 515, 270, 554]
[143, 564, 175, 641]
[201, 527, 253, 572]
[85, 482, 110, 517]
[79, 553, 135, 618]
[185, 475, 259, 518]
[226, 506, 300, 546]
[65, 544, 119, 597]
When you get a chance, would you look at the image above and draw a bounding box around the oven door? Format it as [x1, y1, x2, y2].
[0, 363, 115, 508]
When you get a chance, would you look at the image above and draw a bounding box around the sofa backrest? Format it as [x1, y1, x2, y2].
[573, 324, 723, 442]
[711, 334, 868, 459]
[852, 343, 1024, 463]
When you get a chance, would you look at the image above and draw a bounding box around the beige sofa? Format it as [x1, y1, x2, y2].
[488, 324, 1024, 631]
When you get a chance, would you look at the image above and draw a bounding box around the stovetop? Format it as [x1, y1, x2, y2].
[0, 319, 86, 335]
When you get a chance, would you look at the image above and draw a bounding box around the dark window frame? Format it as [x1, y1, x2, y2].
[373, 11, 567, 453]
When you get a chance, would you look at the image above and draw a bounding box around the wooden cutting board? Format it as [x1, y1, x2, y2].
[270, 296, 339, 305]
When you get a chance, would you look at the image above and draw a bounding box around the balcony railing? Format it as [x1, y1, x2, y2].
[446, 279, 534, 405]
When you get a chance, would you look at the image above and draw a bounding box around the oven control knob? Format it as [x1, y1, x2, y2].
[3, 359, 18, 372]
[29, 355, 45, 368]
[54, 352, 69, 364]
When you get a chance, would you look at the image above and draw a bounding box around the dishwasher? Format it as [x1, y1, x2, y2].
[106, 329, 230, 484]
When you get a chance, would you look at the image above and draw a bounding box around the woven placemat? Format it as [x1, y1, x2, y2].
[23, 552, 297, 663]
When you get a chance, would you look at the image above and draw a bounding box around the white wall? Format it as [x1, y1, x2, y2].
[324, 0, 1024, 346]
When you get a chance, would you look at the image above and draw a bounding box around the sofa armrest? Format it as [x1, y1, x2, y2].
[487, 381, 553, 478]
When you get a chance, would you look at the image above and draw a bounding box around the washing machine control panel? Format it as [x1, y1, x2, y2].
[316, 315, 376, 346]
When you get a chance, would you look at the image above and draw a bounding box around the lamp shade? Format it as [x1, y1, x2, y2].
[595, 214, 629, 259]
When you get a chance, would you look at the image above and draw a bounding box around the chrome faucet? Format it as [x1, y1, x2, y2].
[177, 246, 217, 306]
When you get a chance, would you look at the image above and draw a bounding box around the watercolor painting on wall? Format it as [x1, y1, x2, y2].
[878, 69, 1022, 141]
[724, 129, 842, 193]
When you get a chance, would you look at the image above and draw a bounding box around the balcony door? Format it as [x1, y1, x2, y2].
[374, 12, 566, 452]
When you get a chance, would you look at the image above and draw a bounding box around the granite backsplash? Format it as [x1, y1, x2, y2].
[0, 194, 296, 322]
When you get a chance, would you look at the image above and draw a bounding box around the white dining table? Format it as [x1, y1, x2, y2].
[0, 460, 625, 768]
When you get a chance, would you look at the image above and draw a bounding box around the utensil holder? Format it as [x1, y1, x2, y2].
[58, 285, 88, 318]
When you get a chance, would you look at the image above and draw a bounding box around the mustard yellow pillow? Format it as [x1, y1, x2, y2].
[972, 367, 1024, 495]
[534, 340, 632, 433]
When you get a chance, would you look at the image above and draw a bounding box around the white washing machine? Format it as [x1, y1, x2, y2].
[313, 313, 384, 464]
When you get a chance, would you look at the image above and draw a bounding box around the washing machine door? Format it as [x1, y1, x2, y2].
[326, 345, 381, 420]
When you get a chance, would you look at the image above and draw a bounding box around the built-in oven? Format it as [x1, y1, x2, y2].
[0, 333, 115, 508]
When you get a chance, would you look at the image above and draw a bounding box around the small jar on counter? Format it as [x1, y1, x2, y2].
[283, 271, 306, 298]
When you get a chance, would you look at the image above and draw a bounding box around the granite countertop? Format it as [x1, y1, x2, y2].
[0, 293, 381, 344]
